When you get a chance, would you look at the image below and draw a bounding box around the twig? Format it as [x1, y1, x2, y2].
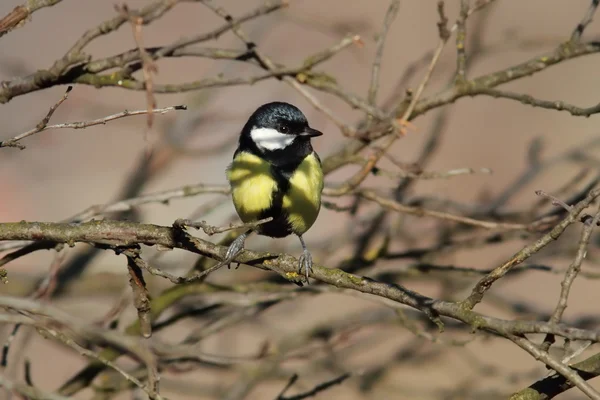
[454, 0, 470, 82]
[375, 165, 492, 180]
[31, 247, 65, 299]
[483, 137, 600, 213]
[571, 0, 600, 42]
[1, 247, 65, 366]
[71, 183, 229, 223]
[1, 324, 21, 367]
[117, 4, 158, 129]
[0, 105, 187, 149]
[510, 335, 600, 400]
[0, 182, 230, 254]
[461, 188, 600, 310]
[67, 0, 178, 55]
[0, 85, 72, 149]
[0, 296, 161, 398]
[474, 87, 600, 117]
[540, 203, 600, 353]
[0, 0, 287, 103]
[0, 374, 72, 400]
[277, 373, 351, 400]
[40, 326, 156, 399]
[125, 250, 153, 338]
[536, 189, 600, 226]
[510, 350, 600, 399]
[324, 155, 379, 196]
[174, 217, 272, 236]
[199, 0, 359, 133]
[397, 0, 497, 122]
[357, 189, 527, 230]
[367, 0, 400, 107]
[0, 0, 65, 38]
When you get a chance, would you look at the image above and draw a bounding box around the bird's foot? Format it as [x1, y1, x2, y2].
[298, 249, 313, 284]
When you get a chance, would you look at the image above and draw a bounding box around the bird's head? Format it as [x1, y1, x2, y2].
[242, 102, 322, 152]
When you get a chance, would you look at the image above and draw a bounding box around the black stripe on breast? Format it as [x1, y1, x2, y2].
[255, 160, 302, 238]
[235, 139, 316, 238]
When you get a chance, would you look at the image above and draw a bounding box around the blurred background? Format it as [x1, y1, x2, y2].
[1, 1, 600, 399]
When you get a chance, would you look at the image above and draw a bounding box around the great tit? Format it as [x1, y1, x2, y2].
[224, 102, 324, 283]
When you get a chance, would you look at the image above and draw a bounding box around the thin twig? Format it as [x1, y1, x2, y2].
[510, 335, 600, 400]
[0, 85, 72, 149]
[40, 326, 155, 399]
[474, 87, 600, 117]
[571, 0, 600, 42]
[0, 105, 187, 149]
[540, 202, 600, 353]
[397, 0, 497, 122]
[277, 373, 351, 400]
[462, 188, 600, 310]
[367, 0, 400, 107]
[200, 0, 359, 133]
[125, 250, 153, 338]
[357, 189, 527, 230]
[454, 0, 470, 82]
[174, 217, 272, 236]
[0, 0, 65, 38]
[0, 374, 72, 400]
[117, 4, 159, 130]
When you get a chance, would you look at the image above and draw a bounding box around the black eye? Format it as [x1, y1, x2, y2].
[279, 125, 289, 133]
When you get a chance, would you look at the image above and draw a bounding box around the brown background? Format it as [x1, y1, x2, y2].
[1, 1, 600, 399]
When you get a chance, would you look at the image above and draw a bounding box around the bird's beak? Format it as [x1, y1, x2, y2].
[299, 127, 323, 137]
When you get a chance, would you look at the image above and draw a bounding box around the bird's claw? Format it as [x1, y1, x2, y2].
[298, 249, 313, 284]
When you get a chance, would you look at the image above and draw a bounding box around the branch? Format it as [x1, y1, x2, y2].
[1, 220, 600, 346]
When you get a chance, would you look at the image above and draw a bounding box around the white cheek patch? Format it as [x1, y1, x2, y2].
[250, 127, 294, 151]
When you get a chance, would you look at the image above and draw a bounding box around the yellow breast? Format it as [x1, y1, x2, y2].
[282, 153, 324, 235]
[227, 152, 278, 223]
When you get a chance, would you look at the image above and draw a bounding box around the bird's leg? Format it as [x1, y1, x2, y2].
[223, 230, 250, 269]
[297, 235, 313, 284]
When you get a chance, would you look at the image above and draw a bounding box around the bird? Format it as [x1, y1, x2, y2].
[224, 101, 324, 283]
